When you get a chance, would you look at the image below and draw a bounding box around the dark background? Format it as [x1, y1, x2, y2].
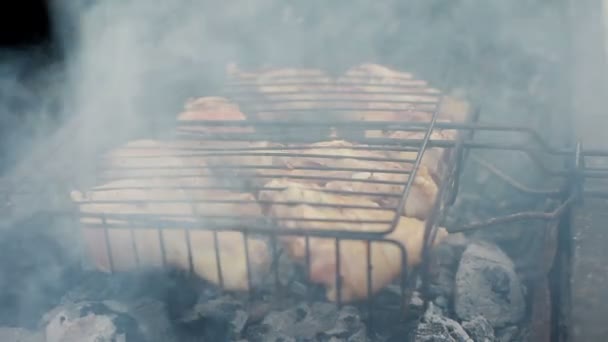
[0, 1, 51, 47]
[0, 0, 60, 174]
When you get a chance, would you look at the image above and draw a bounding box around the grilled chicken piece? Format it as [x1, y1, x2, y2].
[343, 63, 417, 81]
[227, 64, 331, 94]
[226, 63, 469, 126]
[380, 129, 452, 183]
[337, 64, 441, 123]
[201, 139, 438, 219]
[270, 140, 405, 182]
[70, 178, 271, 291]
[273, 140, 438, 219]
[339, 64, 471, 130]
[227, 64, 358, 124]
[324, 164, 438, 220]
[177, 96, 253, 134]
[102, 139, 212, 180]
[258, 179, 448, 302]
[438, 93, 470, 125]
[277, 140, 398, 165]
[204, 140, 384, 186]
[259, 179, 394, 234]
[202, 141, 285, 182]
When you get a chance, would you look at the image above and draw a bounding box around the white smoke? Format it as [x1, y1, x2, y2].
[0, 0, 576, 329]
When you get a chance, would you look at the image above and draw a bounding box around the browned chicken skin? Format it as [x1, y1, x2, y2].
[259, 179, 448, 302]
[202, 138, 439, 220]
[71, 177, 270, 291]
[176, 96, 254, 134]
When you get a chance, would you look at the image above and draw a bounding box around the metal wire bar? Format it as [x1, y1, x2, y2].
[102, 164, 414, 175]
[159, 132, 585, 180]
[471, 155, 564, 196]
[243, 230, 254, 293]
[236, 98, 440, 105]
[226, 80, 431, 88]
[129, 228, 141, 268]
[81, 213, 392, 227]
[212, 230, 224, 289]
[418, 115, 469, 312]
[449, 195, 576, 233]
[101, 214, 114, 273]
[101, 144, 422, 153]
[105, 151, 417, 164]
[305, 235, 312, 303]
[158, 229, 167, 268]
[335, 238, 343, 306]
[78, 215, 391, 240]
[79, 199, 398, 211]
[227, 89, 441, 96]
[386, 97, 443, 234]
[185, 228, 194, 275]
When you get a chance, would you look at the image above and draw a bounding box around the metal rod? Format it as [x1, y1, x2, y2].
[305, 235, 312, 304]
[106, 144, 422, 153]
[80, 199, 398, 211]
[243, 231, 253, 294]
[226, 89, 440, 96]
[271, 232, 280, 291]
[129, 225, 140, 268]
[213, 231, 224, 289]
[471, 155, 563, 196]
[106, 151, 417, 164]
[237, 98, 440, 105]
[366, 240, 373, 326]
[449, 195, 576, 233]
[387, 95, 442, 234]
[101, 214, 115, 273]
[158, 229, 167, 268]
[335, 238, 342, 307]
[226, 80, 430, 88]
[185, 229, 194, 276]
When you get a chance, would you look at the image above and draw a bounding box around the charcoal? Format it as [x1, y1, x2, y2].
[175, 295, 249, 341]
[320, 306, 367, 342]
[43, 301, 146, 342]
[428, 233, 469, 300]
[462, 316, 495, 342]
[411, 303, 471, 342]
[412, 321, 457, 342]
[121, 299, 176, 342]
[245, 302, 366, 342]
[42, 298, 185, 342]
[408, 291, 426, 318]
[454, 241, 525, 328]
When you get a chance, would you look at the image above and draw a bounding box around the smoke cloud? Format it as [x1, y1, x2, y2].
[6, 0, 571, 181]
[0, 0, 575, 330]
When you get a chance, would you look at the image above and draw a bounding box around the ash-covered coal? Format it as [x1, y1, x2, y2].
[462, 316, 495, 342]
[410, 303, 473, 342]
[454, 241, 526, 328]
[0, 232, 523, 342]
[245, 302, 366, 342]
[44, 301, 148, 342]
